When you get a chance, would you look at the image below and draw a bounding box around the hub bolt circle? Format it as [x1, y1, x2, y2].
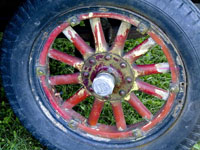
[89, 58, 96, 64]
[104, 95, 110, 99]
[83, 72, 89, 77]
[120, 62, 127, 68]
[119, 90, 126, 96]
[89, 86, 94, 92]
[105, 55, 111, 60]
[126, 77, 132, 83]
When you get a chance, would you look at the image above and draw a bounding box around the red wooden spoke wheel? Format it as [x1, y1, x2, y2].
[2, 1, 200, 150]
[38, 12, 185, 139]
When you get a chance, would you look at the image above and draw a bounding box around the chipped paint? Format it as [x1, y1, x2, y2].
[124, 81, 138, 101]
[133, 37, 156, 57]
[111, 21, 131, 55]
[132, 81, 139, 91]
[90, 18, 107, 53]
[38, 101, 67, 133]
[78, 73, 82, 83]
[155, 89, 169, 100]
[35, 96, 39, 101]
[118, 127, 124, 131]
[73, 62, 84, 71]
[119, 21, 131, 37]
[89, 12, 94, 18]
[124, 94, 131, 101]
[78, 88, 86, 96]
[155, 63, 169, 73]
[63, 26, 77, 42]
[133, 69, 139, 78]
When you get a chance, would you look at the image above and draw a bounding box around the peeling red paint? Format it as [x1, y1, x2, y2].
[40, 22, 69, 65]
[136, 79, 169, 100]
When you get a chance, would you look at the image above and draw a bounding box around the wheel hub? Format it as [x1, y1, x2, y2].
[82, 53, 135, 101]
[92, 72, 115, 97]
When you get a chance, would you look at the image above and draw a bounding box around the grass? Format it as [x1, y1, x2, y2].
[0, 30, 200, 150]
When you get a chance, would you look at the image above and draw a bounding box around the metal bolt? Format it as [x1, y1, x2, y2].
[37, 69, 45, 76]
[89, 58, 96, 64]
[39, 70, 44, 74]
[89, 86, 94, 92]
[120, 62, 127, 68]
[83, 72, 89, 77]
[137, 22, 149, 35]
[126, 77, 132, 83]
[119, 90, 126, 96]
[105, 55, 111, 60]
[170, 83, 179, 93]
[68, 120, 78, 130]
[92, 73, 115, 97]
[104, 95, 111, 100]
[132, 129, 144, 139]
[70, 17, 79, 26]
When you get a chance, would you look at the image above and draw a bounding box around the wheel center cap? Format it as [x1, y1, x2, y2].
[92, 73, 115, 97]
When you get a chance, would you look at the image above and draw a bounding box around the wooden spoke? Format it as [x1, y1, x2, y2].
[136, 79, 169, 100]
[128, 93, 153, 120]
[110, 21, 131, 56]
[88, 99, 104, 126]
[49, 73, 80, 85]
[133, 63, 170, 76]
[124, 37, 156, 63]
[90, 18, 108, 53]
[62, 88, 90, 109]
[48, 49, 83, 71]
[63, 26, 94, 58]
[111, 101, 127, 131]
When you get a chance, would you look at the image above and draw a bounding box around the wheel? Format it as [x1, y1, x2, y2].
[1, 0, 200, 150]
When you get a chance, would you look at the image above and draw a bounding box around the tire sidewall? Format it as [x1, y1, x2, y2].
[4, 0, 200, 150]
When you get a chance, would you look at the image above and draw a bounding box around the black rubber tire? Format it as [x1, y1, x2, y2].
[1, 0, 200, 150]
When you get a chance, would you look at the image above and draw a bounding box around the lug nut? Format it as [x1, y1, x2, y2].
[126, 77, 132, 83]
[83, 72, 89, 77]
[89, 58, 96, 64]
[120, 62, 127, 68]
[119, 90, 126, 96]
[104, 95, 110, 100]
[105, 55, 111, 60]
[89, 86, 94, 92]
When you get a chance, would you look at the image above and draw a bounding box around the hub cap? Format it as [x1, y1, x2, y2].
[92, 72, 115, 97]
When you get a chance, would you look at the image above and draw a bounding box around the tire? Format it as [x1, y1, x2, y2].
[1, 0, 200, 150]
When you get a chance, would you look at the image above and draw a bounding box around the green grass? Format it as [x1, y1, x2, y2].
[0, 32, 200, 149]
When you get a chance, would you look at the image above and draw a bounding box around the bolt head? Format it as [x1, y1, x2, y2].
[105, 55, 111, 60]
[104, 95, 110, 100]
[119, 90, 126, 96]
[89, 58, 96, 64]
[120, 62, 127, 68]
[83, 72, 89, 77]
[126, 77, 132, 83]
[92, 73, 115, 97]
[70, 18, 78, 26]
[89, 86, 94, 92]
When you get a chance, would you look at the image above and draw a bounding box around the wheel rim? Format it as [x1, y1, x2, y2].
[35, 8, 186, 141]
